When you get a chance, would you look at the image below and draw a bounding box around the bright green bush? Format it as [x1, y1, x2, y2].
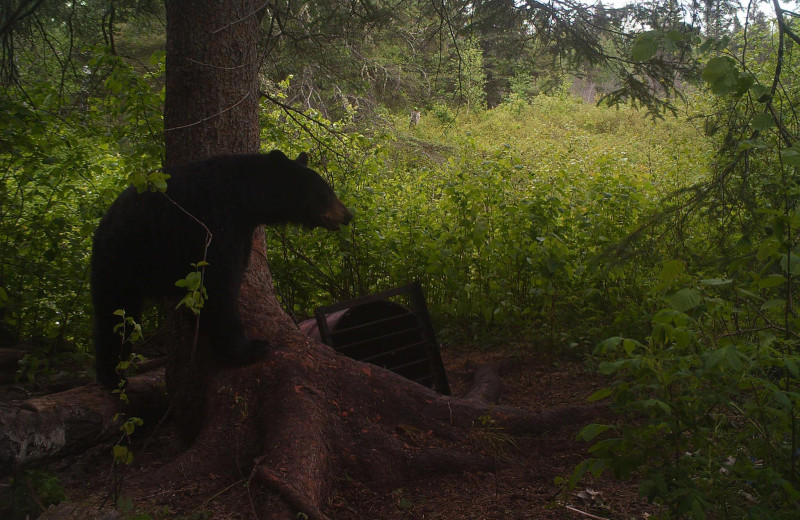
[570, 25, 800, 519]
[0, 47, 163, 364]
[574, 251, 800, 518]
[264, 95, 710, 344]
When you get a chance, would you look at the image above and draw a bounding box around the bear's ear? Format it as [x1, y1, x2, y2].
[296, 152, 309, 166]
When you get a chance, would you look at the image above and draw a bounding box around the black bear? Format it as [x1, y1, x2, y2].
[91, 150, 352, 388]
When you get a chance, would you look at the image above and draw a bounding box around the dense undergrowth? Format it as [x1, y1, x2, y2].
[0, 45, 710, 359]
[265, 94, 710, 348]
[0, 50, 164, 378]
[570, 27, 800, 518]
[4, 35, 800, 518]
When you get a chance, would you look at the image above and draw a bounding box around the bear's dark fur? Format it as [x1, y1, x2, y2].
[90, 150, 352, 388]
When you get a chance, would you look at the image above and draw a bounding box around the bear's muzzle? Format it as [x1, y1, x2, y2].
[319, 201, 353, 231]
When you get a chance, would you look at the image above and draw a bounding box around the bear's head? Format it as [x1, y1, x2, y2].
[280, 151, 352, 231]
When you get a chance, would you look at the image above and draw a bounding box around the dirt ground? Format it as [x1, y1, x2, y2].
[31, 345, 654, 520]
[318, 347, 654, 520]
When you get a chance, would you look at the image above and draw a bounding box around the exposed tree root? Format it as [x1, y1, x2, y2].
[99, 235, 605, 519]
[146, 326, 602, 520]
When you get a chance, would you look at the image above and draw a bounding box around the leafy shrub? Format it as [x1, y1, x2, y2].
[2, 470, 66, 520]
[575, 248, 800, 518]
[0, 47, 163, 362]
[569, 24, 800, 519]
[264, 95, 709, 345]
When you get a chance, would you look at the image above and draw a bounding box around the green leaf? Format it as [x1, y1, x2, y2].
[757, 275, 785, 289]
[700, 278, 731, 286]
[773, 389, 792, 411]
[587, 388, 612, 403]
[578, 423, 612, 441]
[698, 39, 715, 54]
[781, 144, 800, 166]
[737, 139, 766, 151]
[632, 31, 660, 61]
[702, 56, 739, 94]
[691, 499, 707, 520]
[568, 459, 594, 488]
[734, 75, 755, 96]
[781, 253, 800, 275]
[785, 358, 800, 378]
[756, 238, 781, 261]
[653, 308, 691, 326]
[122, 420, 136, 436]
[750, 83, 772, 103]
[706, 347, 727, 369]
[642, 398, 671, 415]
[622, 338, 640, 355]
[669, 288, 702, 312]
[751, 113, 775, 131]
[113, 445, 134, 465]
[760, 299, 785, 311]
[666, 30, 683, 42]
[659, 259, 685, 284]
[595, 336, 623, 355]
[585, 458, 608, 478]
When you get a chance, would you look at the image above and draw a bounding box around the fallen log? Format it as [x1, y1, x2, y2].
[462, 357, 517, 403]
[0, 368, 167, 476]
[0, 355, 503, 476]
[0, 352, 601, 485]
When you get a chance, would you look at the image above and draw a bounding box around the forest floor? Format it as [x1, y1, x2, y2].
[37, 344, 654, 520]
[319, 346, 655, 520]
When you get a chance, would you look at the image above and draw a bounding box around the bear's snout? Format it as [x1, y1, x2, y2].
[320, 201, 353, 231]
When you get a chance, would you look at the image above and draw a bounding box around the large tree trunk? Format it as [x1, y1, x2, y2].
[163, 0, 289, 332]
[164, 0, 263, 165]
[163, 0, 294, 339]
[117, 3, 606, 519]
[162, 0, 296, 438]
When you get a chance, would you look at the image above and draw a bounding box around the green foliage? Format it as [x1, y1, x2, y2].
[0, 46, 163, 359]
[632, 30, 697, 62]
[574, 253, 800, 518]
[569, 17, 800, 517]
[451, 39, 487, 111]
[5, 3, 793, 517]
[702, 56, 755, 96]
[175, 262, 210, 315]
[264, 93, 708, 344]
[114, 309, 144, 344]
[2, 470, 66, 520]
[109, 309, 144, 477]
[14, 340, 93, 383]
[111, 397, 145, 503]
[469, 414, 519, 457]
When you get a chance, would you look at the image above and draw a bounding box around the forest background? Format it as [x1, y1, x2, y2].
[2, 0, 800, 518]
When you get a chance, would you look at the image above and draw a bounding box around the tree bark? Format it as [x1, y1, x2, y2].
[0, 355, 602, 478]
[162, 0, 295, 352]
[146, 341, 602, 520]
[163, 0, 264, 166]
[162, 0, 292, 440]
[0, 369, 166, 475]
